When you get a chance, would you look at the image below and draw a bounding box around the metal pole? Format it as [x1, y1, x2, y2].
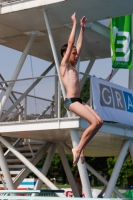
[43, 9, 66, 99]
[0, 33, 36, 116]
[104, 140, 130, 198]
[58, 80, 61, 118]
[43, 9, 92, 198]
[80, 58, 95, 91]
[70, 129, 92, 198]
[0, 62, 55, 122]
[33, 143, 56, 195]
[0, 135, 65, 197]
[61, 142, 125, 198]
[54, 68, 58, 118]
[0, 143, 15, 189]
[24, 96, 27, 120]
[18, 105, 23, 121]
[57, 144, 79, 197]
[85, 162, 124, 198]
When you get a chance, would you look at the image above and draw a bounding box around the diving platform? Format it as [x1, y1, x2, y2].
[0, 118, 133, 157]
[0, 0, 133, 199]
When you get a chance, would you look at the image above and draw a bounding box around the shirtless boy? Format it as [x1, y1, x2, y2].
[60, 13, 103, 166]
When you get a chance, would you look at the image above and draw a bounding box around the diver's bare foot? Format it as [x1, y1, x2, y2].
[72, 147, 81, 166]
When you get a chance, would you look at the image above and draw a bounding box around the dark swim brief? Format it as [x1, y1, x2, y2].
[64, 97, 82, 111]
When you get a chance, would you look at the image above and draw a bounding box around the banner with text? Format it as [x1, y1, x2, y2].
[91, 76, 133, 126]
[111, 15, 132, 69]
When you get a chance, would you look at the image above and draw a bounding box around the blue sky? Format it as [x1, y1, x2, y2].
[0, 44, 129, 115]
[0, 45, 129, 87]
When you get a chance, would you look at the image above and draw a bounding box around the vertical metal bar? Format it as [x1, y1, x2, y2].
[0, 33, 36, 116]
[58, 80, 61, 118]
[90, 79, 92, 108]
[24, 96, 27, 120]
[85, 162, 124, 198]
[57, 144, 79, 197]
[43, 9, 66, 99]
[104, 140, 130, 198]
[0, 63, 55, 122]
[70, 129, 92, 198]
[80, 58, 95, 91]
[43, 9, 92, 198]
[26, 139, 35, 158]
[61, 142, 124, 198]
[18, 105, 23, 121]
[0, 143, 15, 189]
[54, 69, 58, 118]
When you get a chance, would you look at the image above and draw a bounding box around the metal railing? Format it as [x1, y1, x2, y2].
[0, 72, 92, 122]
[0, 74, 64, 122]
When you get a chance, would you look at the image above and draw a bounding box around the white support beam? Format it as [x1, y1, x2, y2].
[86, 22, 110, 39]
[57, 144, 79, 197]
[85, 162, 124, 198]
[61, 142, 125, 199]
[0, 136, 65, 197]
[14, 142, 51, 189]
[33, 143, 56, 193]
[0, 62, 55, 122]
[0, 33, 36, 116]
[80, 58, 95, 91]
[104, 140, 130, 198]
[43, 9, 66, 99]
[0, 143, 15, 190]
[70, 129, 92, 198]
[105, 69, 119, 81]
[54, 68, 58, 118]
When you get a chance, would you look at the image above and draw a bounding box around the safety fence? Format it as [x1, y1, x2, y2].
[0, 71, 91, 122]
[0, 74, 62, 122]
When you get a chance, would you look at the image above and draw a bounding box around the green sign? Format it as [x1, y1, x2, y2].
[111, 15, 132, 69]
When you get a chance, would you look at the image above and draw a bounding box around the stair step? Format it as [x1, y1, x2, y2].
[0, 171, 21, 175]
[9, 152, 33, 157]
[7, 165, 25, 169]
[6, 159, 29, 163]
[16, 147, 39, 151]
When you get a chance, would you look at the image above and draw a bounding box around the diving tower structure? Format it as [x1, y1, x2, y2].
[0, 0, 133, 198]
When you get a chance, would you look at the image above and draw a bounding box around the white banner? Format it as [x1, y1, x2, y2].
[91, 76, 133, 126]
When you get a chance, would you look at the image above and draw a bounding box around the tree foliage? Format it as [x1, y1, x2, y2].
[107, 156, 133, 187]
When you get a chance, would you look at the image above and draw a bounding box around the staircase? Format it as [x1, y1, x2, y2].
[0, 138, 51, 189]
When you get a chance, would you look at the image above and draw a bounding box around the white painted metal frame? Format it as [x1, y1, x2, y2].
[57, 144, 79, 197]
[104, 140, 131, 198]
[80, 58, 95, 91]
[0, 33, 36, 116]
[0, 62, 55, 122]
[33, 143, 56, 195]
[0, 136, 65, 197]
[61, 142, 126, 199]
[0, 143, 15, 189]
